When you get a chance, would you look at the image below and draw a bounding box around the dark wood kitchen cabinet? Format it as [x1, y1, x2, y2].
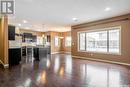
[33, 47, 48, 61]
[8, 25, 15, 40]
[9, 48, 21, 66]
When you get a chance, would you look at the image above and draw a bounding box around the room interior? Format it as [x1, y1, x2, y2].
[0, 0, 130, 87]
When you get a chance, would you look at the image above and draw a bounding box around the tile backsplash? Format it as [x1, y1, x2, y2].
[9, 36, 22, 48]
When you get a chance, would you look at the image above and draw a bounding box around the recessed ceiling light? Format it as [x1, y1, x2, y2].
[72, 18, 78, 21]
[18, 24, 22, 27]
[23, 20, 27, 23]
[105, 7, 111, 11]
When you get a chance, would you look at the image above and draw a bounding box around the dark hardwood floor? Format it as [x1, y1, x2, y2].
[0, 54, 130, 87]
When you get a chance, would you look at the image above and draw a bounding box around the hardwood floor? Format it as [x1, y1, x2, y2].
[0, 54, 130, 87]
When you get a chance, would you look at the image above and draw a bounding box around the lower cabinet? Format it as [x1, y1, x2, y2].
[33, 47, 48, 61]
[9, 48, 21, 66]
[33, 48, 39, 61]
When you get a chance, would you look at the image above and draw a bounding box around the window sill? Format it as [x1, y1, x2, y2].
[78, 50, 121, 56]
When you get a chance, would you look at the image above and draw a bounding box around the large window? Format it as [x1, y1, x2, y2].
[37, 36, 43, 45]
[78, 27, 121, 54]
[54, 36, 59, 46]
[86, 31, 107, 52]
[79, 33, 86, 50]
[65, 36, 71, 47]
[109, 29, 120, 53]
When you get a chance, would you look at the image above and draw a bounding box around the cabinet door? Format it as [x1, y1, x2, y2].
[8, 25, 15, 40]
[9, 48, 21, 66]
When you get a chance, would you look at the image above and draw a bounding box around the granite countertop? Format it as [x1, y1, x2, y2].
[34, 46, 50, 48]
[9, 47, 21, 49]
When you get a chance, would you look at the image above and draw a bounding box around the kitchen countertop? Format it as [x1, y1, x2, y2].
[9, 47, 21, 49]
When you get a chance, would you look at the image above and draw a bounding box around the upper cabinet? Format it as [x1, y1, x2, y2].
[47, 35, 51, 42]
[8, 25, 15, 40]
[32, 35, 37, 42]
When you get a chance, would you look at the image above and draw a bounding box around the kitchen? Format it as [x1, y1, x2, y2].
[8, 25, 71, 66]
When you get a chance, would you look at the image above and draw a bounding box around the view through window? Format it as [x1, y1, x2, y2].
[55, 36, 59, 46]
[78, 27, 120, 54]
[65, 36, 71, 46]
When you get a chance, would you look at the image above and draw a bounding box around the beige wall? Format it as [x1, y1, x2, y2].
[60, 31, 71, 53]
[71, 14, 130, 64]
[0, 16, 8, 67]
[49, 31, 71, 53]
[50, 32, 61, 53]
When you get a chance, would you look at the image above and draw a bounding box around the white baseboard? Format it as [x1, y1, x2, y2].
[51, 52, 60, 54]
[51, 51, 71, 54]
[0, 59, 9, 68]
[72, 55, 130, 66]
[4, 64, 9, 68]
[60, 51, 71, 54]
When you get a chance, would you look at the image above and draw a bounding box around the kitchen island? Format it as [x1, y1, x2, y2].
[33, 46, 50, 60]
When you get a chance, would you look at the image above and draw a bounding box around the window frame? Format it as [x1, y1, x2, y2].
[77, 26, 121, 55]
[78, 32, 86, 51]
[54, 36, 59, 47]
[65, 36, 72, 47]
[37, 36, 43, 45]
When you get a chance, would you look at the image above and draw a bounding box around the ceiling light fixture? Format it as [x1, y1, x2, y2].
[18, 24, 22, 27]
[59, 37, 64, 39]
[72, 18, 78, 21]
[105, 7, 111, 11]
[23, 20, 28, 23]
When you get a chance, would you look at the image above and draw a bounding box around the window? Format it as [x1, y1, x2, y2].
[79, 33, 86, 50]
[65, 36, 71, 47]
[54, 36, 59, 46]
[86, 31, 107, 52]
[37, 36, 43, 45]
[78, 27, 121, 54]
[109, 29, 120, 53]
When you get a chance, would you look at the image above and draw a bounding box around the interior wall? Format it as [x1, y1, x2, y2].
[60, 31, 71, 53]
[71, 14, 130, 64]
[50, 31, 71, 54]
[50, 32, 61, 53]
[0, 16, 8, 67]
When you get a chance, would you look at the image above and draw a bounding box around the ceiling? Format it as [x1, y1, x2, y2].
[9, 0, 130, 32]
